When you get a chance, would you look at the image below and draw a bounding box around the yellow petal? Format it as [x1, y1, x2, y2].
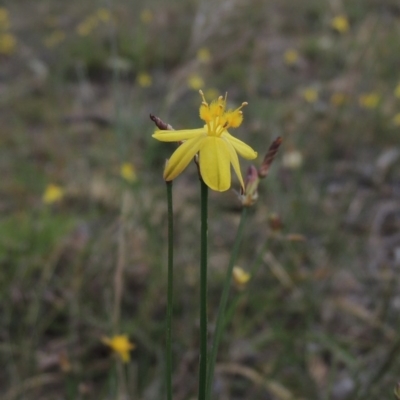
[223, 138, 245, 189]
[199, 137, 231, 192]
[221, 132, 257, 160]
[153, 128, 205, 142]
[164, 135, 205, 181]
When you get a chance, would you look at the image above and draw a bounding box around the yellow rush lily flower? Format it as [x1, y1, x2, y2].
[152, 91, 257, 192]
[102, 334, 135, 363]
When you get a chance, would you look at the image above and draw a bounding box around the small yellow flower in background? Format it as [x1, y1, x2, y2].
[284, 49, 299, 66]
[197, 47, 211, 64]
[359, 92, 380, 109]
[0, 32, 16, 54]
[102, 335, 135, 363]
[120, 162, 137, 183]
[393, 113, 400, 126]
[394, 83, 400, 99]
[331, 15, 350, 33]
[232, 266, 251, 287]
[96, 8, 111, 22]
[44, 30, 66, 48]
[0, 7, 10, 30]
[76, 16, 99, 36]
[140, 9, 153, 24]
[330, 92, 347, 107]
[302, 88, 318, 103]
[136, 72, 152, 87]
[282, 149, 303, 170]
[43, 184, 64, 204]
[153, 91, 258, 192]
[187, 74, 204, 90]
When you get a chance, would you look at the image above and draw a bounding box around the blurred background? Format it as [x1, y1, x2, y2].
[1, 0, 400, 399]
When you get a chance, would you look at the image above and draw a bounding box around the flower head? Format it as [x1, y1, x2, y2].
[43, 184, 64, 204]
[153, 91, 258, 192]
[331, 15, 349, 34]
[102, 334, 135, 363]
[284, 49, 299, 66]
[120, 162, 137, 182]
[359, 92, 380, 109]
[232, 266, 251, 287]
[302, 87, 318, 103]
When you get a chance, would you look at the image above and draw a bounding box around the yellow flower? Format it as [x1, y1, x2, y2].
[302, 88, 318, 103]
[359, 92, 380, 109]
[153, 91, 258, 192]
[76, 16, 98, 36]
[140, 9, 153, 24]
[44, 30, 66, 48]
[331, 15, 349, 33]
[0, 33, 16, 54]
[137, 72, 152, 87]
[187, 74, 204, 90]
[43, 184, 64, 204]
[232, 266, 251, 286]
[97, 8, 111, 22]
[120, 162, 137, 182]
[284, 49, 299, 66]
[394, 83, 400, 99]
[393, 113, 400, 126]
[0, 7, 10, 30]
[330, 92, 347, 107]
[102, 335, 135, 363]
[197, 47, 211, 63]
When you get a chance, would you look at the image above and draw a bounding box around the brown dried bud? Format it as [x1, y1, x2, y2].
[258, 137, 282, 178]
[149, 114, 174, 131]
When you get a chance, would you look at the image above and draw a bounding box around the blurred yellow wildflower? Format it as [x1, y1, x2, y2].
[394, 83, 400, 99]
[331, 15, 349, 33]
[97, 8, 111, 22]
[0, 32, 16, 54]
[137, 72, 152, 87]
[44, 30, 66, 48]
[302, 88, 318, 103]
[120, 162, 137, 183]
[359, 92, 380, 109]
[0, 7, 10, 30]
[393, 113, 400, 126]
[187, 74, 204, 90]
[76, 16, 99, 36]
[43, 184, 64, 204]
[197, 47, 211, 64]
[284, 49, 299, 66]
[330, 92, 347, 107]
[102, 335, 135, 363]
[232, 266, 251, 286]
[140, 9, 153, 24]
[153, 91, 258, 192]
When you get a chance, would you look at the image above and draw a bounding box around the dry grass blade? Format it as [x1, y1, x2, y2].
[217, 363, 296, 400]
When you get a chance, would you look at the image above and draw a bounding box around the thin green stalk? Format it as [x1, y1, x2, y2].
[205, 207, 248, 400]
[166, 181, 174, 400]
[198, 179, 208, 400]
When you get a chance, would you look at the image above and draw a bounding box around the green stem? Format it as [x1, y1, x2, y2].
[198, 179, 208, 400]
[205, 207, 248, 400]
[166, 181, 174, 400]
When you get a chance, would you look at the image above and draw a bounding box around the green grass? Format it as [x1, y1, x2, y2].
[1, 0, 400, 399]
